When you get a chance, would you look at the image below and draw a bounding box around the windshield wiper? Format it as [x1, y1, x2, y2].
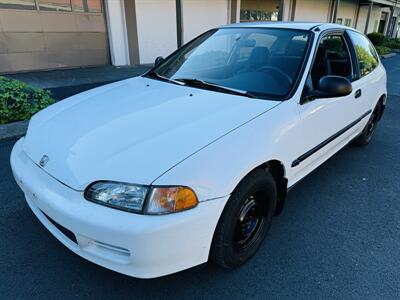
[146, 71, 185, 86]
[174, 78, 257, 99]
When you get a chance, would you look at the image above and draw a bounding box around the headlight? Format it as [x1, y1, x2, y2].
[146, 186, 198, 215]
[84, 181, 149, 213]
[84, 182, 198, 215]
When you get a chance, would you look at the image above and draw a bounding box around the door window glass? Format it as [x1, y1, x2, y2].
[347, 30, 379, 77]
[310, 34, 353, 90]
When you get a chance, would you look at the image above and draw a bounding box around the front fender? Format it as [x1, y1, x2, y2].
[152, 100, 300, 201]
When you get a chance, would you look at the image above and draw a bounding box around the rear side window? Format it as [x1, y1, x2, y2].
[347, 30, 379, 77]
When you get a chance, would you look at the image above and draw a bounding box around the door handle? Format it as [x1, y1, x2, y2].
[355, 89, 362, 99]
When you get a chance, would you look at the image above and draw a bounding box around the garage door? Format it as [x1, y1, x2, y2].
[0, 0, 109, 73]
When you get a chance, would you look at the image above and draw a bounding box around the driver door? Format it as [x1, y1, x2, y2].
[293, 32, 361, 172]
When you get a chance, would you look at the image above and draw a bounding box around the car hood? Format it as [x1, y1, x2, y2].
[23, 76, 279, 191]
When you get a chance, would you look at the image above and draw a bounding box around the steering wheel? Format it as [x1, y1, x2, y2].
[256, 66, 293, 86]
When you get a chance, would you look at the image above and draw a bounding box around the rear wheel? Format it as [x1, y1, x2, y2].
[352, 101, 382, 147]
[210, 169, 277, 268]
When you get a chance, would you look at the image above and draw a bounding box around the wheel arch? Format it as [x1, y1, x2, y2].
[260, 160, 288, 215]
[232, 159, 288, 216]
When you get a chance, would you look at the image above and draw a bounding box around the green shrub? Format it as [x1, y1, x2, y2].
[367, 32, 386, 46]
[384, 38, 400, 49]
[375, 46, 391, 55]
[0, 76, 55, 125]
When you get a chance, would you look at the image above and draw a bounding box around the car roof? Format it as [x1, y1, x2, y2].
[221, 21, 349, 31]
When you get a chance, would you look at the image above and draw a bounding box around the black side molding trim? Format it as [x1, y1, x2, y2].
[291, 110, 372, 167]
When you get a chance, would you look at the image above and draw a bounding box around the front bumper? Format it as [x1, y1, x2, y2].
[10, 138, 229, 279]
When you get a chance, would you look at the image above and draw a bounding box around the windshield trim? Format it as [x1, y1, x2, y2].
[144, 27, 314, 101]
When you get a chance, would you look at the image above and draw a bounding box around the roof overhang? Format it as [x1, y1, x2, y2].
[360, 0, 400, 7]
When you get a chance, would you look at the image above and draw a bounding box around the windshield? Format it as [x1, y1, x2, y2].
[147, 27, 311, 100]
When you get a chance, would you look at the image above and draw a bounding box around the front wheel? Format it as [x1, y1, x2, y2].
[352, 102, 382, 147]
[210, 169, 277, 269]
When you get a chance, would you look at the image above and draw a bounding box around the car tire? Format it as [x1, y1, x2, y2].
[210, 168, 277, 269]
[352, 101, 382, 147]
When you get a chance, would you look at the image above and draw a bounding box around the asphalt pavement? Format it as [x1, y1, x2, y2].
[1, 56, 400, 299]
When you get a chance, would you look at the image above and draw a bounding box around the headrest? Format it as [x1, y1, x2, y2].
[249, 47, 270, 68]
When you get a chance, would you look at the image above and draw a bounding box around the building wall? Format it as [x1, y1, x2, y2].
[105, 0, 130, 66]
[135, 0, 177, 64]
[0, 8, 108, 74]
[182, 0, 229, 44]
[282, 0, 292, 21]
[396, 8, 400, 38]
[356, 5, 382, 33]
[2, 0, 400, 73]
[337, 0, 358, 27]
[291, 0, 390, 35]
[134, 0, 229, 64]
[293, 0, 331, 22]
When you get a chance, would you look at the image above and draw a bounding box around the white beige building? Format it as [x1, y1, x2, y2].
[0, 0, 399, 73]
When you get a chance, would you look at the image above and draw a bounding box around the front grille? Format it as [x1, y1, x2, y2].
[42, 211, 78, 244]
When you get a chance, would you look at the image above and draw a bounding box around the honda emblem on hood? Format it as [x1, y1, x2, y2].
[39, 155, 49, 167]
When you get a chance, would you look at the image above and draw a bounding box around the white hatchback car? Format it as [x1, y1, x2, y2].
[11, 22, 386, 278]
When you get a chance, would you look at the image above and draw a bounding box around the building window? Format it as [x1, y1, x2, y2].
[336, 18, 343, 25]
[344, 18, 352, 27]
[72, 0, 102, 13]
[240, 10, 278, 22]
[240, 0, 279, 22]
[0, 0, 36, 10]
[38, 0, 72, 12]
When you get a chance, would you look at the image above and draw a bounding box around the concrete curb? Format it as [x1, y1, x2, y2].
[381, 52, 397, 59]
[0, 120, 28, 141]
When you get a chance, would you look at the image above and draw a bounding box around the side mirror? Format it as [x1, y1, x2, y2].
[303, 75, 352, 103]
[319, 75, 352, 97]
[154, 56, 164, 67]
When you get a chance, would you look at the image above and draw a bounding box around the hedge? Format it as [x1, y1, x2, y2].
[384, 38, 400, 50]
[367, 32, 386, 46]
[367, 32, 400, 51]
[0, 76, 55, 125]
[375, 46, 391, 55]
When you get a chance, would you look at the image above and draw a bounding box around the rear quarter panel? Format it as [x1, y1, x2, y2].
[355, 62, 387, 113]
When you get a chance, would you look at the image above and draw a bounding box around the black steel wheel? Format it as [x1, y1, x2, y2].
[365, 108, 379, 139]
[234, 193, 266, 251]
[210, 168, 277, 269]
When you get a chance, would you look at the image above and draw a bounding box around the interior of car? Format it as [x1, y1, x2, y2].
[156, 28, 311, 98]
[310, 34, 353, 90]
